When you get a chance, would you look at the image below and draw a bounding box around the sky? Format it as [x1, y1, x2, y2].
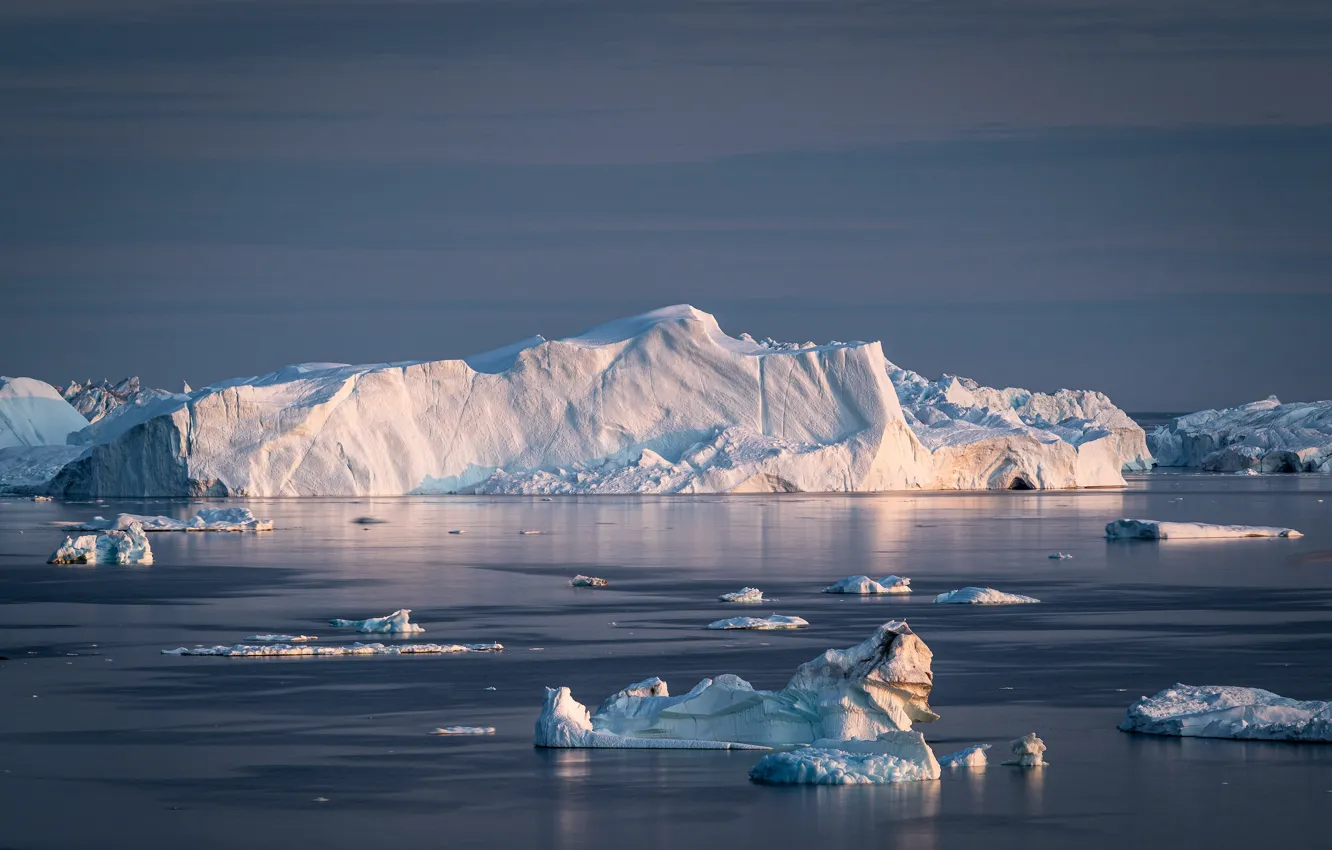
[2, 0, 1330, 411]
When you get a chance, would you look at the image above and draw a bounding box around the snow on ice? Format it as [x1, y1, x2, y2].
[1119, 684, 1332, 742]
[329, 609, 425, 634]
[933, 587, 1040, 604]
[822, 575, 912, 594]
[706, 614, 808, 630]
[1106, 519, 1303, 540]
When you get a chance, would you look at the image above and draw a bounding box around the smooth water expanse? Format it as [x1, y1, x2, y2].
[2, 475, 1330, 850]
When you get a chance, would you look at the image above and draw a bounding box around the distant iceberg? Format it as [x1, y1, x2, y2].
[718, 587, 765, 603]
[72, 508, 273, 533]
[748, 732, 941, 785]
[1119, 684, 1332, 742]
[706, 614, 808, 630]
[822, 575, 911, 594]
[1106, 519, 1303, 540]
[329, 609, 425, 634]
[937, 743, 990, 768]
[164, 641, 502, 657]
[933, 587, 1040, 604]
[48, 520, 153, 565]
[1148, 396, 1332, 473]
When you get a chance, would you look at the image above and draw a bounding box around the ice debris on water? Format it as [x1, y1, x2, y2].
[163, 641, 502, 657]
[1106, 519, 1302, 540]
[718, 587, 765, 603]
[748, 733, 941, 785]
[71, 508, 272, 532]
[329, 609, 424, 634]
[822, 575, 911, 594]
[706, 614, 808, 630]
[937, 743, 990, 768]
[245, 635, 317, 643]
[48, 520, 153, 565]
[569, 575, 608, 588]
[431, 726, 496, 736]
[933, 587, 1040, 604]
[1048, 552, 1073, 560]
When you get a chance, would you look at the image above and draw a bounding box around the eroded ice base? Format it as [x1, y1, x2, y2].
[1119, 684, 1332, 742]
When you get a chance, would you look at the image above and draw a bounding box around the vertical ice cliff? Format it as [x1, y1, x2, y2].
[1148, 396, 1332, 473]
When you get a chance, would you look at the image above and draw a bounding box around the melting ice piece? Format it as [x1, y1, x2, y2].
[569, 575, 608, 588]
[48, 521, 153, 565]
[1119, 684, 1332, 742]
[933, 587, 1040, 604]
[707, 614, 808, 630]
[822, 575, 911, 594]
[448, 529, 465, 534]
[353, 516, 387, 525]
[536, 620, 939, 748]
[1048, 552, 1073, 560]
[748, 732, 941, 785]
[718, 587, 765, 603]
[245, 635, 316, 643]
[937, 743, 990, 768]
[71, 508, 273, 532]
[1003, 733, 1046, 766]
[519, 530, 543, 535]
[431, 726, 496, 736]
[329, 609, 425, 634]
[1105, 519, 1302, 540]
[32, 495, 53, 502]
[163, 641, 502, 657]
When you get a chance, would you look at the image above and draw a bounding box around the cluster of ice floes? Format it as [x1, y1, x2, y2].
[718, 587, 765, 603]
[1119, 685, 1332, 741]
[24, 306, 1146, 497]
[569, 575, 608, 588]
[1105, 519, 1303, 540]
[164, 641, 502, 657]
[822, 575, 912, 594]
[329, 609, 425, 634]
[707, 614, 808, 630]
[1148, 396, 1332, 473]
[748, 732, 941, 785]
[937, 743, 990, 768]
[72, 508, 273, 533]
[48, 520, 153, 565]
[933, 587, 1040, 604]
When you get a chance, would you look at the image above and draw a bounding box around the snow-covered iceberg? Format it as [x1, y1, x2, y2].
[0, 377, 88, 450]
[937, 743, 990, 768]
[536, 621, 939, 749]
[822, 575, 911, 594]
[72, 508, 273, 533]
[933, 587, 1040, 604]
[1105, 519, 1303, 540]
[748, 732, 941, 785]
[706, 614, 808, 630]
[1119, 684, 1332, 742]
[718, 587, 765, 603]
[329, 609, 425, 634]
[164, 641, 502, 657]
[48, 520, 153, 565]
[40, 306, 1144, 498]
[1148, 396, 1332, 473]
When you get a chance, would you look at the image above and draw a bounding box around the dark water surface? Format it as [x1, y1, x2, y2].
[2, 475, 1331, 849]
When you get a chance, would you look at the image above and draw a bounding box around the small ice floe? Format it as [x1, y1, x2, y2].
[1002, 733, 1047, 766]
[706, 614, 808, 630]
[31, 495, 53, 502]
[1048, 552, 1074, 560]
[448, 529, 465, 534]
[1119, 684, 1332, 742]
[937, 743, 990, 768]
[933, 587, 1040, 605]
[540, 497, 553, 502]
[245, 635, 317, 643]
[718, 587, 765, 603]
[329, 609, 425, 634]
[748, 732, 941, 785]
[431, 726, 496, 736]
[518, 530, 543, 535]
[1234, 469, 1259, 476]
[1105, 519, 1302, 540]
[569, 575, 608, 588]
[352, 516, 386, 525]
[483, 686, 497, 691]
[163, 641, 503, 657]
[71, 508, 273, 533]
[48, 521, 153, 565]
[822, 575, 911, 594]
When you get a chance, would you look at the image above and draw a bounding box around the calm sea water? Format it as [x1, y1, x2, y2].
[2, 474, 1330, 850]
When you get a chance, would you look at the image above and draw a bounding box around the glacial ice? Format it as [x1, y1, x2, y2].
[1119, 684, 1332, 742]
[534, 686, 767, 749]
[73, 508, 273, 533]
[933, 587, 1041, 604]
[718, 587, 765, 603]
[937, 743, 990, 768]
[569, 575, 608, 588]
[748, 732, 941, 785]
[1148, 396, 1332, 473]
[1049, 552, 1074, 560]
[823, 575, 912, 594]
[59, 377, 176, 427]
[535, 621, 939, 748]
[1105, 519, 1303, 540]
[48, 520, 153, 565]
[163, 641, 502, 657]
[39, 306, 1147, 498]
[329, 609, 425, 634]
[245, 635, 317, 643]
[1004, 733, 1047, 766]
[431, 726, 496, 736]
[706, 614, 808, 630]
[0, 377, 89, 450]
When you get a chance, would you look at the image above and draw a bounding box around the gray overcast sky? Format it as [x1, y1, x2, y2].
[2, 1, 1330, 411]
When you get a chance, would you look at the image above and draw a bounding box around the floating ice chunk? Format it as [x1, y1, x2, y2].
[822, 575, 911, 594]
[329, 609, 425, 634]
[1234, 469, 1259, 475]
[48, 520, 153, 565]
[163, 641, 502, 657]
[1106, 519, 1303, 540]
[534, 686, 766, 749]
[1003, 733, 1047, 766]
[71, 508, 273, 533]
[718, 587, 765, 603]
[937, 743, 990, 768]
[32, 495, 53, 502]
[245, 635, 316, 643]
[431, 726, 496, 736]
[1118, 684, 1332, 742]
[933, 587, 1040, 604]
[1048, 552, 1073, 560]
[569, 575, 608, 588]
[353, 516, 387, 524]
[748, 731, 941, 785]
[448, 529, 465, 534]
[518, 530, 543, 535]
[707, 614, 808, 630]
[540, 621, 938, 749]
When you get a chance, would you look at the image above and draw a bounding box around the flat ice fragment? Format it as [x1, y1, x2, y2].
[518, 530, 543, 535]
[353, 516, 387, 524]
[748, 731, 941, 785]
[163, 641, 502, 657]
[448, 529, 465, 534]
[1048, 552, 1073, 560]
[431, 726, 496, 736]
[246, 635, 316, 643]
[32, 495, 53, 502]
[569, 575, 608, 588]
[937, 743, 990, 768]
[71, 508, 273, 533]
[1003, 733, 1046, 766]
[707, 614, 808, 630]
[822, 575, 911, 594]
[1119, 684, 1332, 741]
[933, 587, 1040, 604]
[718, 587, 765, 603]
[48, 520, 153, 565]
[329, 609, 425, 634]
[1106, 519, 1302, 539]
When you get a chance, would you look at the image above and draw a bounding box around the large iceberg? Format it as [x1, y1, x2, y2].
[1119, 684, 1332, 741]
[748, 732, 941, 785]
[36, 307, 1145, 497]
[0, 377, 89, 450]
[1105, 519, 1303, 540]
[536, 621, 938, 749]
[48, 520, 154, 565]
[72, 508, 273, 533]
[1148, 397, 1332, 473]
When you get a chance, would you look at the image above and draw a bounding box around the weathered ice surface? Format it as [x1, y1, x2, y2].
[0, 377, 89, 450]
[1119, 685, 1332, 742]
[1148, 396, 1332, 473]
[748, 732, 941, 785]
[48, 520, 154, 565]
[933, 587, 1040, 604]
[1106, 519, 1303, 540]
[72, 508, 273, 532]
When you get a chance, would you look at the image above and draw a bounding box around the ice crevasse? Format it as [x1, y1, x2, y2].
[35, 306, 1151, 497]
